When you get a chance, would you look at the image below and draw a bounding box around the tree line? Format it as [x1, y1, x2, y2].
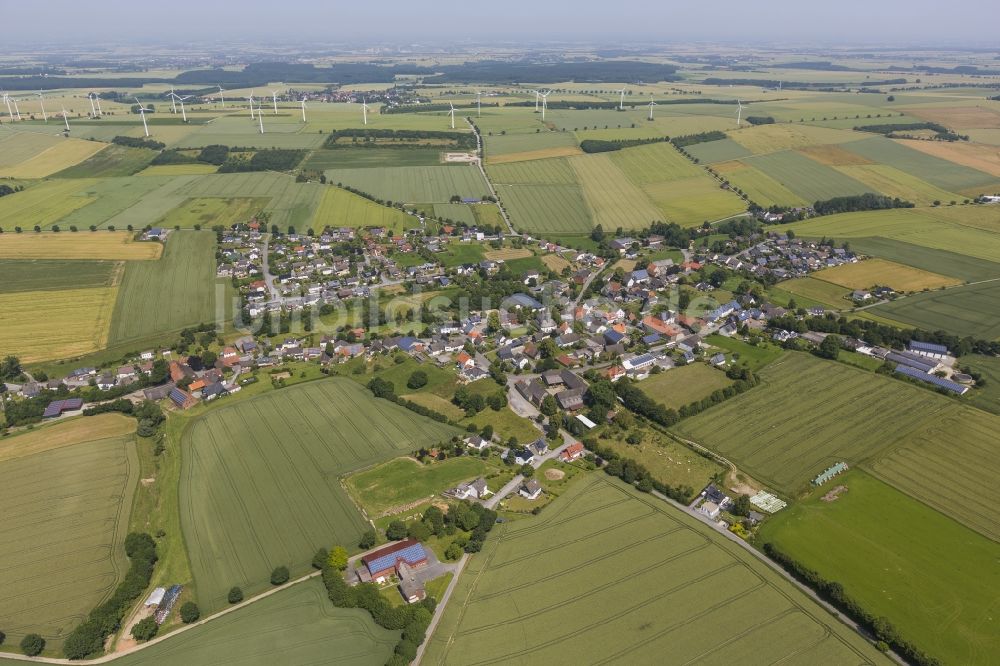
[112, 135, 165, 150]
[322, 128, 477, 151]
[582, 438, 696, 503]
[812, 193, 914, 216]
[218, 149, 307, 173]
[670, 131, 728, 148]
[579, 137, 670, 154]
[854, 121, 967, 142]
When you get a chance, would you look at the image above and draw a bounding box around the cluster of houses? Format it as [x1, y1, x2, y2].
[708, 234, 859, 282]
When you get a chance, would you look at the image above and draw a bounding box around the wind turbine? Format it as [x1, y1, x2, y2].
[61, 107, 70, 131]
[169, 86, 178, 113]
[647, 99, 657, 121]
[35, 91, 47, 122]
[736, 99, 743, 127]
[448, 102, 455, 129]
[476, 90, 481, 117]
[540, 91, 550, 121]
[217, 85, 226, 108]
[300, 97, 307, 122]
[134, 97, 152, 137]
[11, 97, 21, 120]
[257, 100, 264, 134]
[362, 96, 368, 125]
[248, 90, 256, 120]
[2, 93, 12, 120]
[94, 94, 103, 116]
[618, 87, 627, 110]
[271, 89, 280, 115]
[88, 93, 97, 118]
[177, 95, 192, 122]
[534, 90, 540, 112]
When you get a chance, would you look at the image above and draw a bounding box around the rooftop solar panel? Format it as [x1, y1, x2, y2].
[894, 365, 968, 395]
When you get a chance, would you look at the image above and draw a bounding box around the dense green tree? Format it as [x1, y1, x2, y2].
[539, 395, 558, 416]
[179, 601, 200, 624]
[817, 334, 841, 360]
[327, 546, 349, 571]
[312, 547, 329, 570]
[358, 529, 377, 549]
[228, 586, 244, 604]
[131, 618, 158, 642]
[406, 370, 428, 389]
[270, 566, 290, 585]
[386, 520, 408, 540]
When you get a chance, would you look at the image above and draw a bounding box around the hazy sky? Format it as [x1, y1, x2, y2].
[8, 0, 1000, 46]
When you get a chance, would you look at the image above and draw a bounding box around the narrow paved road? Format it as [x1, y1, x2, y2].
[466, 117, 513, 235]
[260, 233, 281, 304]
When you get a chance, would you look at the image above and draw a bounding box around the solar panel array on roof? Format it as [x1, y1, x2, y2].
[364, 542, 427, 574]
[885, 352, 937, 374]
[909, 340, 949, 355]
[42, 398, 84, 418]
[894, 365, 969, 395]
[169, 387, 190, 407]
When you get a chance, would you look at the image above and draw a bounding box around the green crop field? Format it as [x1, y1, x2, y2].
[302, 147, 445, 170]
[495, 182, 592, 234]
[842, 136, 1000, 194]
[486, 157, 578, 185]
[685, 138, 754, 163]
[0, 130, 65, 167]
[71, 581, 397, 666]
[346, 456, 490, 516]
[157, 197, 269, 229]
[759, 470, 1000, 665]
[638, 363, 732, 410]
[597, 428, 724, 492]
[108, 230, 218, 346]
[785, 209, 1000, 264]
[672, 353, 954, 495]
[56, 175, 197, 231]
[848, 237, 1000, 283]
[568, 153, 662, 230]
[0, 429, 138, 651]
[963, 355, 1000, 415]
[173, 116, 327, 150]
[485, 130, 581, 162]
[173, 172, 322, 230]
[54, 144, 157, 178]
[729, 123, 861, 155]
[835, 164, 961, 206]
[717, 160, 808, 207]
[703, 335, 785, 372]
[424, 475, 882, 665]
[0, 259, 118, 293]
[0, 178, 96, 229]
[313, 186, 418, 231]
[868, 281, 1000, 339]
[868, 406, 1000, 542]
[743, 150, 873, 203]
[774, 276, 851, 308]
[432, 203, 477, 225]
[324, 165, 489, 203]
[180, 378, 458, 610]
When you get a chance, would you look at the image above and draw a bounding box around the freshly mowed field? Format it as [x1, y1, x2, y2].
[716, 160, 808, 207]
[0, 413, 135, 463]
[673, 353, 954, 495]
[495, 183, 592, 235]
[0, 136, 105, 178]
[835, 164, 961, 205]
[108, 230, 217, 346]
[638, 363, 732, 410]
[813, 258, 961, 291]
[487, 157, 578, 185]
[424, 475, 882, 665]
[314, 186, 418, 231]
[346, 456, 490, 516]
[157, 197, 270, 229]
[842, 136, 1000, 193]
[0, 431, 138, 650]
[729, 123, 860, 155]
[82, 581, 397, 666]
[0, 286, 118, 362]
[302, 147, 445, 170]
[896, 139, 1000, 178]
[541, 253, 571, 273]
[0, 131, 66, 168]
[0, 231, 161, 260]
[0, 179, 96, 229]
[776, 276, 850, 308]
[785, 209, 1000, 264]
[743, 150, 873, 203]
[868, 282, 1000, 339]
[568, 153, 662, 230]
[759, 470, 1000, 665]
[685, 138, 753, 164]
[485, 131, 582, 163]
[597, 429, 724, 492]
[482, 247, 532, 261]
[54, 144, 156, 178]
[0, 259, 119, 293]
[963, 355, 1000, 416]
[180, 378, 458, 610]
[324, 165, 489, 203]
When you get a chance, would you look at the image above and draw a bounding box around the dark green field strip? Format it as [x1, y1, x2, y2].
[962, 355, 1000, 416]
[0, 435, 137, 648]
[850, 236, 1000, 283]
[868, 281, 1000, 339]
[743, 150, 873, 203]
[672, 353, 953, 494]
[181, 379, 457, 612]
[108, 230, 218, 346]
[54, 144, 157, 178]
[497, 183, 593, 234]
[303, 147, 446, 170]
[424, 476, 881, 665]
[0, 258, 119, 293]
[843, 136, 1000, 192]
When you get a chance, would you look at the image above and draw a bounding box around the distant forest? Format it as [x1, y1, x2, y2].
[0, 60, 678, 90]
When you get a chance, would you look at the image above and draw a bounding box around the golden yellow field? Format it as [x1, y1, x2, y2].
[484, 248, 532, 261]
[0, 285, 119, 362]
[542, 253, 571, 273]
[0, 138, 106, 178]
[905, 105, 1000, 130]
[138, 163, 220, 176]
[814, 258, 961, 292]
[799, 144, 873, 166]
[0, 179, 96, 229]
[0, 231, 162, 260]
[488, 146, 583, 164]
[0, 413, 136, 463]
[896, 139, 1000, 178]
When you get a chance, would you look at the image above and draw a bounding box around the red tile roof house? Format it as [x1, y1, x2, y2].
[361, 539, 429, 583]
[560, 442, 586, 462]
